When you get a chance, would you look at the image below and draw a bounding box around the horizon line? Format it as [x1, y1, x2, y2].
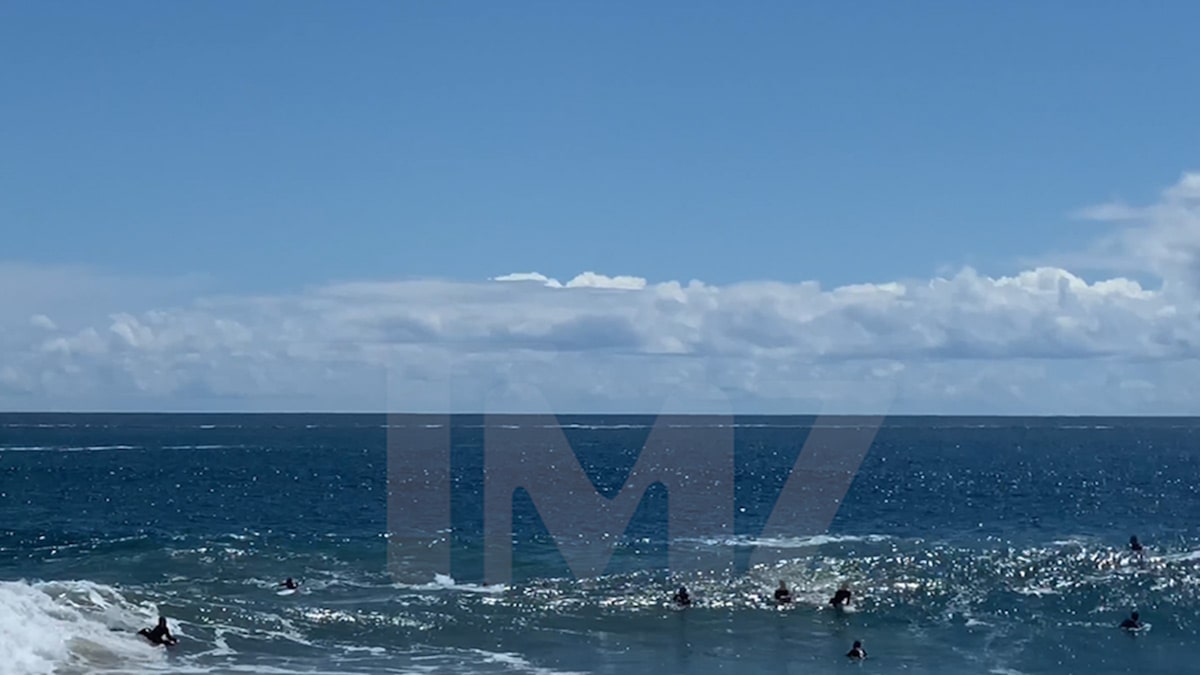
[3, 410, 1200, 419]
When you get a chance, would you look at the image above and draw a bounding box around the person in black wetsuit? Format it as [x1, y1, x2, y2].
[1120, 611, 1142, 630]
[829, 584, 852, 609]
[138, 616, 177, 646]
[774, 580, 791, 605]
[281, 578, 298, 590]
[847, 640, 867, 660]
[672, 586, 691, 607]
[1128, 536, 1148, 567]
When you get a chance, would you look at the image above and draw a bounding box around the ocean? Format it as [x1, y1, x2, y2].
[2, 413, 1198, 675]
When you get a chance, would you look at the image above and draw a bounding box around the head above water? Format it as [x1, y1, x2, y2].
[852, 641, 862, 648]
[157, 617, 166, 627]
[1131, 611, 1139, 620]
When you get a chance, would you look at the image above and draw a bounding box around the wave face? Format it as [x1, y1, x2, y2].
[3, 413, 1200, 674]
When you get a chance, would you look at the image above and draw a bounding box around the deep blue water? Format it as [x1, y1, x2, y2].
[2, 413, 1199, 674]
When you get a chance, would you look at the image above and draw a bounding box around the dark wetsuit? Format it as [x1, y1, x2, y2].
[847, 642, 867, 659]
[774, 588, 791, 604]
[830, 589, 852, 607]
[673, 589, 691, 607]
[1120, 617, 1141, 630]
[1129, 536, 1145, 557]
[139, 624, 176, 645]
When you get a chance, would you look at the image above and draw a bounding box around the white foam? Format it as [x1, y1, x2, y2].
[686, 533, 891, 549]
[0, 579, 166, 675]
[394, 574, 507, 594]
[1164, 548, 1200, 562]
[1050, 536, 1096, 546]
[0, 446, 140, 453]
[552, 424, 651, 430]
[1014, 586, 1059, 597]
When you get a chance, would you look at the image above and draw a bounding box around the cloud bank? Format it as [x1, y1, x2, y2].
[3, 173, 1200, 414]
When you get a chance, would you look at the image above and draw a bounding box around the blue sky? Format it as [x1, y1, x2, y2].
[3, 3, 1200, 413]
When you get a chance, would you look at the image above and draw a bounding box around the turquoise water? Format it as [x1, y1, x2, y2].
[2, 414, 1198, 674]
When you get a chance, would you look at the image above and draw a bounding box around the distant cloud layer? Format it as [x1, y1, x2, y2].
[3, 173, 1200, 414]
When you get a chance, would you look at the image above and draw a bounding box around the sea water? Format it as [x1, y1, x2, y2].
[2, 413, 1198, 674]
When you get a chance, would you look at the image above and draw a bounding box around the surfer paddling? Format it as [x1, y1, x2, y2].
[672, 586, 692, 607]
[1120, 611, 1143, 631]
[846, 640, 867, 660]
[774, 580, 792, 605]
[829, 583, 853, 609]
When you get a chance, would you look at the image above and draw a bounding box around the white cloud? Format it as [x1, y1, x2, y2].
[493, 271, 648, 290]
[564, 272, 647, 290]
[4, 174, 1200, 414]
[1054, 171, 1200, 294]
[0, 262, 1193, 414]
[492, 272, 561, 287]
[29, 314, 56, 331]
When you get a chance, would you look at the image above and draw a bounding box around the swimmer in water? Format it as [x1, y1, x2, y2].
[1128, 536, 1147, 566]
[829, 583, 853, 609]
[672, 586, 691, 607]
[774, 580, 791, 605]
[280, 578, 298, 590]
[138, 616, 177, 646]
[1120, 611, 1142, 630]
[847, 640, 867, 660]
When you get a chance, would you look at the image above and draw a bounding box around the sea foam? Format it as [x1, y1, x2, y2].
[0, 580, 165, 675]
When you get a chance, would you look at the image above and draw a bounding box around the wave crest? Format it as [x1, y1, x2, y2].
[0, 579, 166, 674]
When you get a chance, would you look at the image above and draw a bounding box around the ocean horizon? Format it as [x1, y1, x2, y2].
[7, 411, 1200, 419]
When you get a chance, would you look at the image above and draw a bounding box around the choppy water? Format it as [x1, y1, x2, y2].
[2, 414, 1199, 674]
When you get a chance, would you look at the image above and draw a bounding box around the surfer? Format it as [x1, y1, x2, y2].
[672, 586, 692, 607]
[774, 580, 791, 605]
[1128, 536, 1147, 566]
[281, 578, 298, 590]
[846, 640, 867, 660]
[1119, 611, 1142, 630]
[829, 583, 853, 609]
[138, 616, 177, 646]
